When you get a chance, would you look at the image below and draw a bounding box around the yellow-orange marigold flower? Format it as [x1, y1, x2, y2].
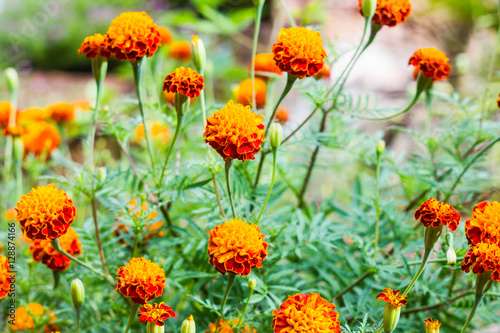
[424, 318, 441, 333]
[204, 100, 265, 162]
[169, 41, 191, 61]
[272, 292, 341, 333]
[10, 303, 58, 331]
[206, 318, 256, 333]
[414, 198, 461, 231]
[2, 125, 26, 137]
[138, 302, 176, 326]
[106, 12, 161, 61]
[78, 33, 111, 59]
[0, 255, 12, 300]
[253, 53, 283, 78]
[29, 227, 82, 271]
[17, 107, 48, 125]
[409, 47, 451, 81]
[235, 78, 267, 109]
[21, 121, 61, 157]
[0, 102, 13, 127]
[465, 201, 500, 246]
[163, 67, 204, 98]
[358, 0, 412, 27]
[132, 121, 171, 145]
[272, 27, 327, 79]
[274, 107, 289, 124]
[376, 288, 408, 308]
[462, 241, 500, 281]
[46, 102, 76, 124]
[158, 27, 173, 44]
[16, 184, 76, 241]
[116, 257, 166, 304]
[208, 217, 268, 276]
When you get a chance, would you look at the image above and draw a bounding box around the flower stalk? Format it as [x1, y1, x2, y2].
[460, 272, 493, 333]
[225, 160, 236, 218]
[215, 274, 236, 333]
[403, 247, 433, 295]
[124, 302, 140, 333]
[373, 140, 384, 259]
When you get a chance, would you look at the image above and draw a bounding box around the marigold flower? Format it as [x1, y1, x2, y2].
[29, 227, 82, 271]
[208, 217, 268, 276]
[272, 292, 341, 333]
[10, 303, 58, 331]
[163, 67, 204, 99]
[271, 27, 327, 79]
[424, 318, 441, 333]
[461, 241, 500, 281]
[78, 33, 111, 59]
[46, 102, 76, 124]
[376, 288, 408, 307]
[409, 47, 451, 81]
[465, 201, 500, 246]
[235, 78, 267, 109]
[158, 27, 173, 44]
[204, 100, 265, 162]
[106, 12, 161, 61]
[20, 121, 61, 157]
[0, 255, 12, 300]
[274, 107, 289, 124]
[206, 318, 256, 333]
[72, 99, 91, 111]
[414, 198, 461, 231]
[358, 0, 411, 27]
[2, 125, 26, 137]
[16, 184, 76, 241]
[138, 302, 176, 326]
[169, 41, 191, 61]
[133, 121, 171, 145]
[253, 53, 283, 78]
[116, 257, 166, 304]
[17, 107, 48, 125]
[314, 63, 331, 80]
[0, 101, 13, 127]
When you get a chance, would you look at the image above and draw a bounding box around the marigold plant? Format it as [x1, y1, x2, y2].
[20, 121, 61, 157]
[461, 241, 500, 281]
[409, 47, 451, 80]
[163, 67, 205, 98]
[77, 33, 111, 58]
[253, 53, 283, 78]
[17, 107, 48, 125]
[206, 318, 256, 333]
[464, 200, 500, 245]
[274, 107, 289, 124]
[169, 41, 192, 61]
[235, 78, 267, 109]
[414, 198, 461, 231]
[358, 0, 412, 27]
[10, 303, 58, 331]
[158, 26, 173, 44]
[0, 101, 12, 127]
[138, 302, 176, 326]
[376, 288, 408, 308]
[424, 318, 442, 333]
[46, 102, 76, 124]
[0, 255, 12, 300]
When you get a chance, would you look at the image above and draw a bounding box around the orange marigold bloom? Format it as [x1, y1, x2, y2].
[424, 318, 442, 333]
[21, 121, 61, 157]
[77, 33, 111, 59]
[274, 107, 289, 124]
[163, 67, 204, 98]
[0, 101, 13, 127]
[204, 100, 265, 162]
[116, 257, 166, 304]
[414, 198, 461, 231]
[208, 217, 268, 276]
[2, 125, 26, 137]
[253, 53, 283, 78]
[72, 99, 91, 111]
[272, 27, 327, 79]
[10, 303, 58, 331]
[409, 47, 451, 81]
[358, 0, 412, 27]
[29, 227, 82, 271]
[138, 302, 175, 326]
[15, 184, 76, 241]
[158, 27, 173, 44]
[46, 102, 75, 124]
[106, 12, 161, 61]
[462, 241, 500, 281]
[206, 318, 256, 333]
[376, 288, 408, 308]
[465, 201, 500, 246]
[0, 255, 12, 300]
[272, 292, 341, 333]
[17, 107, 48, 125]
[169, 41, 191, 61]
[132, 121, 171, 145]
[314, 63, 331, 80]
[235, 78, 267, 109]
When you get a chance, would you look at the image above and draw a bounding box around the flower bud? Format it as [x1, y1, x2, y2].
[191, 35, 207, 73]
[446, 246, 457, 266]
[181, 315, 195, 333]
[424, 224, 442, 251]
[174, 92, 189, 117]
[71, 278, 85, 309]
[361, 0, 377, 21]
[147, 321, 165, 333]
[382, 303, 401, 333]
[248, 278, 257, 290]
[91, 55, 108, 84]
[270, 123, 283, 150]
[4, 67, 19, 96]
[416, 71, 433, 96]
[376, 140, 385, 155]
[424, 318, 441, 333]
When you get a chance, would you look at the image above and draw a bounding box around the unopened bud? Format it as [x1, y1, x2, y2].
[91, 55, 108, 84]
[248, 278, 257, 290]
[181, 315, 195, 333]
[382, 303, 402, 333]
[446, 247, 457, 266]
[147, 321, 165, 333]
[376, 140, 385, 155]
[270, 123, 283, 149]
[4, 67, 19, 96]
[361, 0, 377, 21]
[191, 35, 207, 73]
[71, 279, 85, 309]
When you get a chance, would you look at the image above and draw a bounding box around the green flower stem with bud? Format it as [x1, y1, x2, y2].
[225, 160, 236, 218]
[373, 140, 385, 259]
[235, 278, 257, 331]
[382, 303, 402, 333]
[124, 302, 140, 333]
[215, 274, 236, 333]
[181, 315, 196, 333]
[460, 272, 493, 333]
[71, 278, 85, 333]
[403, 247, 433, 295]
[4, 68, 19, 187]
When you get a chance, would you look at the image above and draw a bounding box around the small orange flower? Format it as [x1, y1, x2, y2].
[314, 63, 331, 80]
[106, 12, 161, 61]
[0, 102, 13, 127]
[204, 100, 265, 162]
[169, 41, 191, 61]
[2, 125, 26, 137]
[253, 53, 283, 78]
[414, 198, 461, 231]
[235, 78, 267, 109]
[462, 241, 500, 281]
[10, 303, 58, 331]
[17, 107, 49, 125]
[376, 288, 408, 308]
[29, 227, 82, 271]
[465, 201, 500, 246]
[46, 102, 76, 124]
[0, 255, 12, 300]
[358, 0, 412, 27]
[77, 33, 111, 59]
[72, 99, 91, 111]
[15, 184, 76, 241]
[424, 318, 442, 333]
[272, 293, 341, 333]
[116, 257, 166, 304]
[272, 27, 327, 79]
[158, 27, 173, 44]
[409, 47, 451, 81]
[138, 302, 175, 326]
[208, 217, 268, 276]
[206, 319, 256, 333]
[163, 67, 204, 98]
[132, 121, 171, 145]
[274, 107, 289, 124]
[21, 121, 61, 157]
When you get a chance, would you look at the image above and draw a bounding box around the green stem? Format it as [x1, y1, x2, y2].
[333, 271, 375, 300]
[255, 148, 277, 224]
[212, 170, 227, 219]
[124, 302, 140, 333]
[403, 248, 433, 295]
[448, 269, 458, 297]
[235, 283, 255, 331]
[278, 0, 296, 27]
[76, 307, 81, 333]
[373, 150, 382, 259]
[251, 3, 264, 111]
[424, 89, 433, 136]
[281, 105, 320, 145]
[158, 113, 183, 186]
[460, 294, 484, 333]
[215, 274, 236, 333]
[225, 160, 236, 218]
[131, 232, 139, 259]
